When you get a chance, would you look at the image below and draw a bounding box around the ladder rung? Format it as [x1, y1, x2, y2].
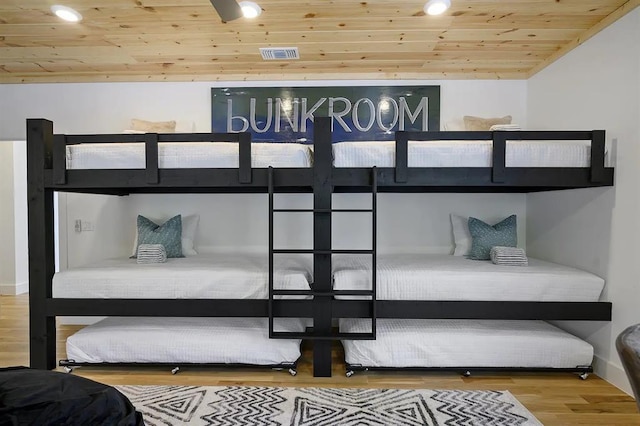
[272, 209, 373, 213]
[272, 289, 313, 296]
[272, 249, 375, 255]
[271, 289, 374, 297]
[332, 290, 374, 296]
[331, 249, 375, 254]
[270, 331, 376, 341]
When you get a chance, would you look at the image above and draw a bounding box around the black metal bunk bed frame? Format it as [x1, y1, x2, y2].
[27, 117, 614, 378]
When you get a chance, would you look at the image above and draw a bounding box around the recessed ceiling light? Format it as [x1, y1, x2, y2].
[51, 5, 83, 22]
[239, 1, 262, 19]
[424, 0, 451, 16]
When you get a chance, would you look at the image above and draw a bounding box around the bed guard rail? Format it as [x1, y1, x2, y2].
[28, 118, 254, 187]
[394, 129, 607, 184]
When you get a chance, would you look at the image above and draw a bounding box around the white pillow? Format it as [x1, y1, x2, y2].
[451, 214, 472, 256]
[131, 214, 199, 256]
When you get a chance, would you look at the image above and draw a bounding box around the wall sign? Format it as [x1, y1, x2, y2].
[211, 86, 440, 142]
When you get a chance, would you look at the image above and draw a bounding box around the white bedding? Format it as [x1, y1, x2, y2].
[66, 142, 313, 169]
[332, 140, 594, 168]
[332, 254, 604, 302]
[53, 253, 312, 299]
[340, 319, 593, 368]
[67, 317, 304, 365]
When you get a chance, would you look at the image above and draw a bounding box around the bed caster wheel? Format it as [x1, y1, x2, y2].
[64, 366, 74, 374]
[288, 368, 297, 376]
[579, 372, 589, 380]
[171, 367, 180, 375]
[346, 370, 355, 378]
[463, 370, 472, 377]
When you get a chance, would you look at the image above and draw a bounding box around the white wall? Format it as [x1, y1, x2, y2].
[126, 192, 526, 256]
[0, 142, 17, 294]
[0, 141, 31, 295]
[13, 141, 28, 293]
[527, 9, 640, 393]
[0, 80, 526, 139]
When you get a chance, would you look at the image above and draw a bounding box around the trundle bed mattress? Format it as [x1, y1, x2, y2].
[66, 317, 305, 365]
[66, 142, 313, 169]
[332, 140, 596, 168]
[340, 319, 593, 369]
[53, 253, 312, 299]
[332, 254, 604, 302]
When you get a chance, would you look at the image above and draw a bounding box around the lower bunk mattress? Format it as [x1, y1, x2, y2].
[333, 254, 604, 302]
[66, 317, 305, 365]
[340, 319, 593, 369]
[53, 253, 312, 299]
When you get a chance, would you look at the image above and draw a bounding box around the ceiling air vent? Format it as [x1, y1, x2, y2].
[260, 47, 300, 60]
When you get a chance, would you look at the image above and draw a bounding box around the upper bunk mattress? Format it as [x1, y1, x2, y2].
[53, 253, 312, 299]
[332, 254, 604, 302]
[332, 140, 594, 168]
[66, 142, 313, 169]
[67, 317, 304, 365]
[340, 319, 593, 369]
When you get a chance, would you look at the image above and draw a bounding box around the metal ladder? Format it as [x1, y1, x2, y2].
[267, 166, 378, 341]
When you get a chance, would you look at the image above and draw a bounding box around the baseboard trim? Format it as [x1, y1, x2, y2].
[594, 354, 634, 396]
[15, 281, 28, 295]
[0, 281, 28, 295]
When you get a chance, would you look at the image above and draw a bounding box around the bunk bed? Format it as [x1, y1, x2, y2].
[325, 128, 613, 378]
[26, 119, 317, 375]
[27, 116, 614, 379]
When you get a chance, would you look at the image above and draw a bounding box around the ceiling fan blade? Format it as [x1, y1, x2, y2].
[210, 0, 243, 22]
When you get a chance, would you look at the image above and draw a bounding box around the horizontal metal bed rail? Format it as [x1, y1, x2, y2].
[331, 300, 612, 321]
[44, 298, 315, 318]
[63, 132, 247, 144]
[44, 168, 314, 192]
[345, 364, 593, 380]
[59, 360, 299, 376]
[332, 167, 613, 191]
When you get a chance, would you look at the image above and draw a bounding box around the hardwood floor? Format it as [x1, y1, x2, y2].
[2, 293, 639, 425]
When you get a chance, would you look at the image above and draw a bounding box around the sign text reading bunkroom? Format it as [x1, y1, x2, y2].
[211, 86, 440, 142]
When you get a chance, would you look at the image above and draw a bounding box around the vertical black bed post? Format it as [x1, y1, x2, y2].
[313, 117, 333, 377]
[27, 119, 57, 370]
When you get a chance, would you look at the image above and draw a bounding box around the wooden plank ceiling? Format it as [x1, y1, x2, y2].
[0, 0, 636, 83]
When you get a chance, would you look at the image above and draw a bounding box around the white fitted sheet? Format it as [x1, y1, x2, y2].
[332, 140, 594, 168]
[332, 254, 604, 302]
[67, 317, 304, 365]
[53, 253, 312, 299]
[66, 142, 313, 169]
[340, 319, 593, 368]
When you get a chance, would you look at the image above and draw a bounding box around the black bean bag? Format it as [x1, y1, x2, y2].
[0, 367, 144, 426]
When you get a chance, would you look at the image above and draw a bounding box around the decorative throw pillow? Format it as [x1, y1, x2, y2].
[130, 118, 176, 133]
[135, 215, 183, 258]
[467, 215, 517, 260]
[450, 214, 472, 256]
[463, 115, 512, 131]
[131, 214, 199, 257]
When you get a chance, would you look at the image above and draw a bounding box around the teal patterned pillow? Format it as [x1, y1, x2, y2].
[467, 215, 517, 260]
[135, 215, 183, 258]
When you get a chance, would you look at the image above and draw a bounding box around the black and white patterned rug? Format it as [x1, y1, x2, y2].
[117, 385, 542, 426]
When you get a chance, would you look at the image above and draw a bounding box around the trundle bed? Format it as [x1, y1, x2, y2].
[27, 109, 614, 378]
